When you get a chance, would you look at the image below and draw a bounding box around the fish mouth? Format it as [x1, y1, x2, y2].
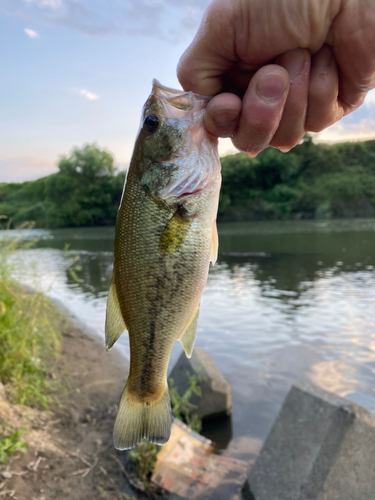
[151, 79, 211, 113]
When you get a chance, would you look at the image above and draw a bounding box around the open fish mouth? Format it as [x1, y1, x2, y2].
[151, 79, 211, 110]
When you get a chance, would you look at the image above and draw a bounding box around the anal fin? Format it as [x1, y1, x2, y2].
[105, 277, 127, 351]
[178, 304, 199, 358]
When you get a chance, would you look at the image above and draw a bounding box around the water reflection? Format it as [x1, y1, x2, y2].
[309, 360, 358, 396]
[3, 218, 375, 447]
[65, 251, 113, 297]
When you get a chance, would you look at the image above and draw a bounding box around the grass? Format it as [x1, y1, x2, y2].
[0, 224, 62, 409]
[0, 427, 27, 463]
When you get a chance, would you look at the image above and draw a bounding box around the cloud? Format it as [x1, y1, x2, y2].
[24, 0, 62, 8]
[365, 89, 375, 107]
[24, 28, 39, 37]
[218, 138, 238, 158]
[79, 88, 99, 100]
[315, 117, 375, 144]
[3, 0, 207, 41]
[0, 156, 57, 183]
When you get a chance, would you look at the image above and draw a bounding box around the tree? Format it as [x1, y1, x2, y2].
[44, 144, 123, 227]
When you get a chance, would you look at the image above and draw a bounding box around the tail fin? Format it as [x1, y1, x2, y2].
[113, 385, 172, 450]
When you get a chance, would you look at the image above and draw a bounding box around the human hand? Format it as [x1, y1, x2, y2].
[177, 0, 375, 155]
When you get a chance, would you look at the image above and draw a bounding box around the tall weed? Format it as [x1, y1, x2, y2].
[0, 224, 61, 408]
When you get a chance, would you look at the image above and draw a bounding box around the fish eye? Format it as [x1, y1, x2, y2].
[144, 114, 159, 133]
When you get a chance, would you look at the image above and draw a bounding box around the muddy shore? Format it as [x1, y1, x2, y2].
[0, 311, 137, 500]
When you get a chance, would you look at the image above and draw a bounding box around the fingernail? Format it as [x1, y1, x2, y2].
[212, 110, 239, 126]
[256, 74, 288, 102]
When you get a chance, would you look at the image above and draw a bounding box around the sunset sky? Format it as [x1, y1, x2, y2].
[1, 0, 375, 183]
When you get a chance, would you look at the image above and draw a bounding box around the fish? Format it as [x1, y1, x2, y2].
[105, 79, 221, 450]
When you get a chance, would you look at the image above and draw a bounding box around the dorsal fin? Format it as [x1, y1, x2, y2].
[105, 277, 127, 351]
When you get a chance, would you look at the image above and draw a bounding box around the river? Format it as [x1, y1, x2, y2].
[3, 218, 375, 451]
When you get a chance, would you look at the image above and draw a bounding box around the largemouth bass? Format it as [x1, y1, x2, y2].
[105, 80, 221, 450]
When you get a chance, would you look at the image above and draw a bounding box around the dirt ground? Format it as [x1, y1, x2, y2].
[0, 316, 145, 500]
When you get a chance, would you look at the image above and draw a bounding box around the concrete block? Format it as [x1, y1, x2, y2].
[169, 348, 231, 419]
[248, 383, 375, 500]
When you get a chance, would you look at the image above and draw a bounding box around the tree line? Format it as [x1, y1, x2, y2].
[0, 145, 125, 228]
[1, 137, 375, 228]
[220, 135, 375, 220]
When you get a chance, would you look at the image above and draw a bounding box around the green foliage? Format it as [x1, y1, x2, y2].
[0, 427, 27, 463]
[0, 231, 61, 408]
[43, 144, 120, 227]
[219, 137, 375, 220]
[2, 138, 375, 225]
[169, 375, 201, 433]
[127, 376, 202, 489]
[0, 144, 126, 229]
[128, 441, 159, 488]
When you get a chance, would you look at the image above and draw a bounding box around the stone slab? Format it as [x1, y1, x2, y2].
[152, 419, 249, 500]
[247, 382, 375, 500]
[169, 348, 231, 419]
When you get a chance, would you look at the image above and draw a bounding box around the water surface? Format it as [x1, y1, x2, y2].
[4, 218, 375, 449]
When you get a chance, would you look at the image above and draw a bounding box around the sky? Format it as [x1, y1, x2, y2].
[0, 0, 375, 183]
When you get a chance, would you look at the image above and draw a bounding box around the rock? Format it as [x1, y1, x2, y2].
[247, 382, 375, 500]
[221, 436, 262, 464]
[169, 348, 231, 419]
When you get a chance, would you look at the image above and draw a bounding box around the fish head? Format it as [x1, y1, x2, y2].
[134, 79, 221, 204]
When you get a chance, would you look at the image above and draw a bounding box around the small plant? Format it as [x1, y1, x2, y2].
[128, 441, 160, 488]
[0, 427, 27, 463]
[63, 243, 83, 283]
[169, 374, 201, 433]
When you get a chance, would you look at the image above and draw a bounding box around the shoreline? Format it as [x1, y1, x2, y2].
[0, 301, 134, 500]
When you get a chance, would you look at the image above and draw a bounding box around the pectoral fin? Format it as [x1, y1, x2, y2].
[178, 304, 200, 358]
[210, 220, 219, 265]
[159, 209, 191, 255]
[105, 277, 126, 351]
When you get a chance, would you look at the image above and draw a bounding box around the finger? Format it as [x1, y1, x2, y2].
[305, 45, 342, 132]
[270, 49, 311, 151]
[331, 1, 375, 112]
[231, 65, 289, 156]
[204, 93, 242, 138]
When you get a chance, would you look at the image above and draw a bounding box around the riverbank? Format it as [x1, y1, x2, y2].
[0, 308, 132, 500]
